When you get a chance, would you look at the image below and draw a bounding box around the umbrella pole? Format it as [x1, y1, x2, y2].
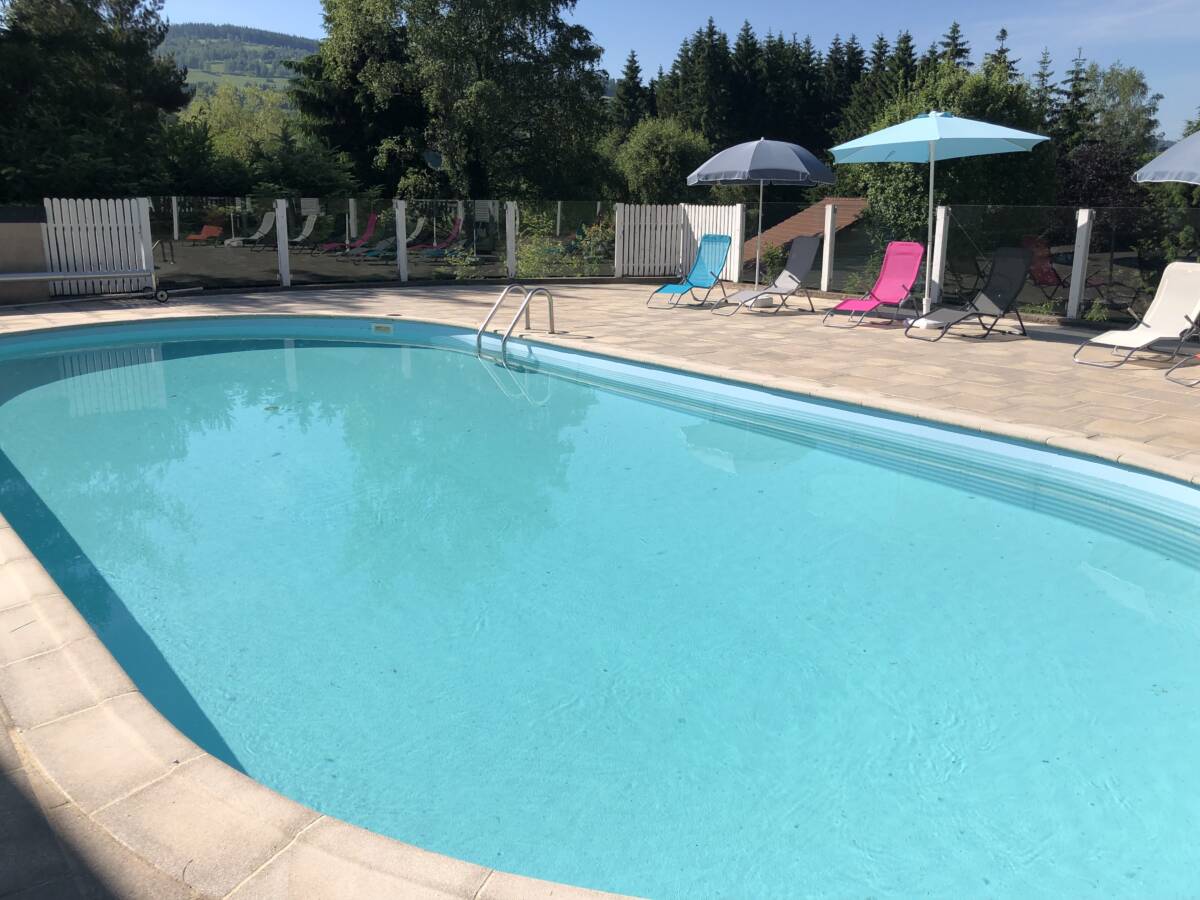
[924, 142, 935, 314]
[755, 179, 763, 288]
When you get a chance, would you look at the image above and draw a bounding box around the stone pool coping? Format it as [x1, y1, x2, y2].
[0, 301, 1196, 898]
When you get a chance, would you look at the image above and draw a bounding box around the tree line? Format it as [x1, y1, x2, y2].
[1, 0, 1195, 234]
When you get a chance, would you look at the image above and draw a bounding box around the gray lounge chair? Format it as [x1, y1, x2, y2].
[712, 235, 820, 316]
[904, 247, 1032, 341]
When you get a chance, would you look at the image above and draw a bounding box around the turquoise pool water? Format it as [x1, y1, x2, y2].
[0, 318, 1198, 898]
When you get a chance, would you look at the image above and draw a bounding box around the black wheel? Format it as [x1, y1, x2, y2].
[155, 289, 169, 303]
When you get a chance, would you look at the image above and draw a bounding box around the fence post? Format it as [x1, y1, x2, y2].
[394, 199, 408, 282]
[170, 196, 180, 241]
[927, 205, 950, 314]
[348, 198, 358, 238]
[505, 201, 518, 279]
[820, 202, 837, 293]
[136, 197, 156, 292]
[613, 204, 624, 278]
[1067, 208, 1094, 319]
[275, 198, 291, 288]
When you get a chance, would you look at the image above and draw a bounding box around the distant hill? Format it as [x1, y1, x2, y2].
[162, 23, 320, 91]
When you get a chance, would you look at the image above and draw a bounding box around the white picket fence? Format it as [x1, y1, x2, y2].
[614, 203, 744, 282]
[40, 198, 154, 296]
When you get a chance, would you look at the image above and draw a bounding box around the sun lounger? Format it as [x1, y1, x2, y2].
[1073, 261, 1200, 367]
[822, 241, 925, 327]
[646, 234, 731, 308]
[411, 218, 463, 252]
[904, 247, 1031, 341]
[185, 224, 223, 245]
[317, 211, 379, 254]
[712, 235, 820, 316]
[224, 210, 275, 247]
[342, 236, 397, 263]
[288, 214, 319, 246]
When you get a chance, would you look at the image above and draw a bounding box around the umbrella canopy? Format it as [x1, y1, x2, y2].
[687, 139, 835, 186]
[688, 138, 835, 286]
[1133, 131, 1200, 185]
[831, 111, 1048, 310]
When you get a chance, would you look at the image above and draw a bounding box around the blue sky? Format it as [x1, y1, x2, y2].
[163, 0, 1197, 138]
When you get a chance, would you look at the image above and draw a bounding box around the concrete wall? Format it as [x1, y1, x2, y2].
[0, 220, 50, 304]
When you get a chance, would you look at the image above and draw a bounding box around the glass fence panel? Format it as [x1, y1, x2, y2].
[516, 200, 615, 279]
[1086, 206, 1200, 324]
[943, 205, 1079, 315]
[826, 215, 917, 297]
[288, 197, 398, 285]
[744, 202, 825, 287]
[405, 199, 506, 281]
[149, 196, 281, 290]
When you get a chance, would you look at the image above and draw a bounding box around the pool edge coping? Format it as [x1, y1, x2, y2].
[0, 307, 1195, 899]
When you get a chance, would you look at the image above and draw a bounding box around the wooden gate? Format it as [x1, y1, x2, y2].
[40, 197, 154, 296]
[614, 203, 744, 281]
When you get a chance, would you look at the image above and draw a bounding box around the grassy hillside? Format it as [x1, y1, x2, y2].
[162, 23, 319, 91]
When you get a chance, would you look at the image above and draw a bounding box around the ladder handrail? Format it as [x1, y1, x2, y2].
[500, 287, 554, 362]
[476, 282, 527, 352]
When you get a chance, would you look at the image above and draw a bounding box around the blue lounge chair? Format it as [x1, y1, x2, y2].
[647, 234, 732, 308]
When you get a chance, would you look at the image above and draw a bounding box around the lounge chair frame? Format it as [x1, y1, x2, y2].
[1166, 352, 1200, 387]
[1072, 317, 1198, 368]
[905, 247, 1031, 342]
[647, 234, 732, 309]
[712, 235, 820, 317]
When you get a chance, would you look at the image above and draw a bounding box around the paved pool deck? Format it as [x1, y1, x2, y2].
[0, 280, 1197, 899]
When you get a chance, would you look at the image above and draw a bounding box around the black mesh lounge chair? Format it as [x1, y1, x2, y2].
[904, 247, 1032, 341]
[712, 235, 821, 316]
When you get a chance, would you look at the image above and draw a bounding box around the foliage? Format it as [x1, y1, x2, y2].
[839, 62, 1054, 238]
[515, 209, 614, 277]
[613, 118, 710, 203]
[399, 0, 609, 199]
[610, 50, 649, 134]
[287, 0, 430, 194]
[758, 243, 786, 283]
[0, 0, 190, 202]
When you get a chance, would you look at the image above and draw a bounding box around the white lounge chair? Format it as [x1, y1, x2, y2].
[289, 214, 318, 245]
[224, 210, 275, 247]
[711, 235, 820, 316]
[1073, 261, 1200, 368]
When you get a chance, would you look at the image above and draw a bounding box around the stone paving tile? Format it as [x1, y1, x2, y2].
[95, 755, 320, 898]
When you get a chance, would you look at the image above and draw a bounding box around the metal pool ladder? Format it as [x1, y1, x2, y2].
[475, 283, 556, 363]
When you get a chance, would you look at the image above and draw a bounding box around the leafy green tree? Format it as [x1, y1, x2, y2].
[611, 50, 649, 134]
[288, 0, 429, 193]
[182, 84, 290, 163]
[0, 0, 189, 201]
[401, 0, 609, 198]
[613, 118, 709, 202]
[839, 62, 1054, 237]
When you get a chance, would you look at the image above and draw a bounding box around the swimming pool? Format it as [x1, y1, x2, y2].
[0, 316, 1197, 897]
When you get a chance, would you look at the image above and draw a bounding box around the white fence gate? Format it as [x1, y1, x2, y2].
[40, 197, 154, 296]
[614, 203, 744, 282]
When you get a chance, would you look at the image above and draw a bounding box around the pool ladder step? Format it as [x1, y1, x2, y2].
[475, 283, 555, 364]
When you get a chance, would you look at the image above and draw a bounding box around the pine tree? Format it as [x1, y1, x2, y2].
[1032, 49, 1059, 129]
[1056, 49, 1094, 151]
[611, 50, 648, 133]
[983, 28, 1019, 80]
[844, 34, 866, 84]
[918, 41, 941, 76]
[888, 31, 917, 86]
[729, 21, 763, 143]
[939, 21, 972, 69]
[868, 34, 890, 73]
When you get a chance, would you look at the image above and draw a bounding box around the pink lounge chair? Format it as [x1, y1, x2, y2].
[410, 218, 462, 252]
[822, 241, 925, 327]
[317, 212, 379, 254]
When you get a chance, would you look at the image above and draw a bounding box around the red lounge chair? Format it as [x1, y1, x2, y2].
[185, 225, 223, 245]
